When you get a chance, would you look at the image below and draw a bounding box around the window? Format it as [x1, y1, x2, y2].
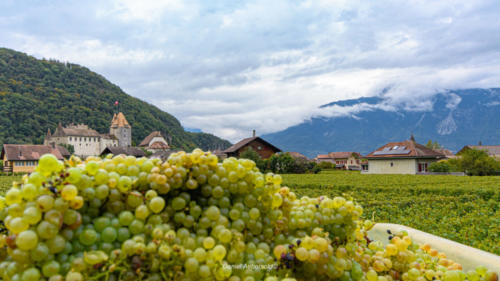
[257, 146, 262, 150]
[390, 162, 394, 167]
[418, 163, 428, 173]
[70, 137, 72, 141]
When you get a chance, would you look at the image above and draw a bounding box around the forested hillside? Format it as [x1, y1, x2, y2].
[0, 48, 231, 150]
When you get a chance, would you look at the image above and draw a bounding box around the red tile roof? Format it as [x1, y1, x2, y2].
[366, 140, 445, 159]
[110, 112, 130, 128]
[139, 131, 168, 147]
[328, 152, 360, 159]
[316, 154, 331, 159]
[1, 144, 64, 161]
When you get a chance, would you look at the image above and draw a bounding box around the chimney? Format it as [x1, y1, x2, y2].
[252, 130, 256, 137]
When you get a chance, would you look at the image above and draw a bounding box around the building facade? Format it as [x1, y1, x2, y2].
[1, 144, 65, 173]
[222, 136, 281, 159]
[44, 112, 132, 158]
[110, 112, 132, 147]
[315, 152, 362, 170]
[139, 131, 170, 153]
[365, 138, 445, 174]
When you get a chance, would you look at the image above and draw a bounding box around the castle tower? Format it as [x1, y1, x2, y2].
[110, 112, 132, 147]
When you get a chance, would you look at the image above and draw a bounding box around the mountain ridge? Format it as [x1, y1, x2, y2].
[263, 88, 500, 157]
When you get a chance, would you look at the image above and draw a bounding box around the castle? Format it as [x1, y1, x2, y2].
[44, 112, 132, 158]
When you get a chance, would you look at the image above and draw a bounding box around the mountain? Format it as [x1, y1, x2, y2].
[263, 88, 500, 157]
[0, 48, 231, 151]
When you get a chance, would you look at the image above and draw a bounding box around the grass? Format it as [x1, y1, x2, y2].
[282, 170, 500, 255]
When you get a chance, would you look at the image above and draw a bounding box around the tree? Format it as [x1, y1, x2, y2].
[425, 140, 442, 149]
[459, 148, 500, 176]
[428, 161, 451, 172]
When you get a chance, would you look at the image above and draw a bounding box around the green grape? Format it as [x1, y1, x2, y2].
[5, 188, 22, 206]
[95, 185, 109, 200]
[101, 227, 117, 243]
[31, 242, 50, 262]
[65, 272, 83, 281]
[184, 257, 199, 273]
[21, 184, 38, 201]
[46, 235, 66, 254]
[206, 206, 220, 221]
[212, 245, 227, 261]
[172, 197, 186, 211]
[9, 217, 29, 234]
[94, 217, 111, 232]
[21, 267, 41, 281]
[37, 195, 55, 212]
[118, 211, 134, 226]
[129, 219, 144, 235]
[117, 227, 131, 242]
[28, 171, 45, 186]
[62, 210, 78, 226]
[148, 197, 165, 213]
[42, 261, 60, 277]
[79, 229, 97, 246]
[117, 176, 132, 192]
[67, 168, 82, 184]
[16, 230, 38, 250]
[85, 161, 99, 176]
[135, 205, 150, 220]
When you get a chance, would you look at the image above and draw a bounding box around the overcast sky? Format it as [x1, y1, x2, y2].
[1, 0, 500, 141]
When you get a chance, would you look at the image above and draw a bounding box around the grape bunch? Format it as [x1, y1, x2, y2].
[0, 149, 497, 281]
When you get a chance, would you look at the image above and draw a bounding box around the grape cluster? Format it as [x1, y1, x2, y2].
[0, 149, 497, 281]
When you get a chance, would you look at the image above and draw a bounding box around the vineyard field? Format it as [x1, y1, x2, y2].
[282, 170, 500, 255]
[0, 175, 21, 194]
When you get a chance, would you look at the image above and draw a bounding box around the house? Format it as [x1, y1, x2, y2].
[315, 152, 362, 170]
[1, 144, 65, 173]
[364, 137, 445, 174]
[315, 154, 334, 163]
[223, 133, 281, 159]
[139, 131, 170, 153]
[457, 145, 500, 160]
[44, 112, 133, 158]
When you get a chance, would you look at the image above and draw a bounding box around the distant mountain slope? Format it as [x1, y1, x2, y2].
[0, 48, 231, 150]
[263, 89, 500, 157]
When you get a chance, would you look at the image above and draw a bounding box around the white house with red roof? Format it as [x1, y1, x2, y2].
[365, 136, 445, 174]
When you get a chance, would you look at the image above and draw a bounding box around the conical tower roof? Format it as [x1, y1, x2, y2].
[111, 112, 130, 128]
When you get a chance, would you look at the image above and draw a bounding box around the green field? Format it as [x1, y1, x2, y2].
[282, 170, 500, 255]
[0, 175, 22, 194]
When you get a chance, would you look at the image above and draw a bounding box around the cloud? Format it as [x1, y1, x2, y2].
[1, 0, 500, 142]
